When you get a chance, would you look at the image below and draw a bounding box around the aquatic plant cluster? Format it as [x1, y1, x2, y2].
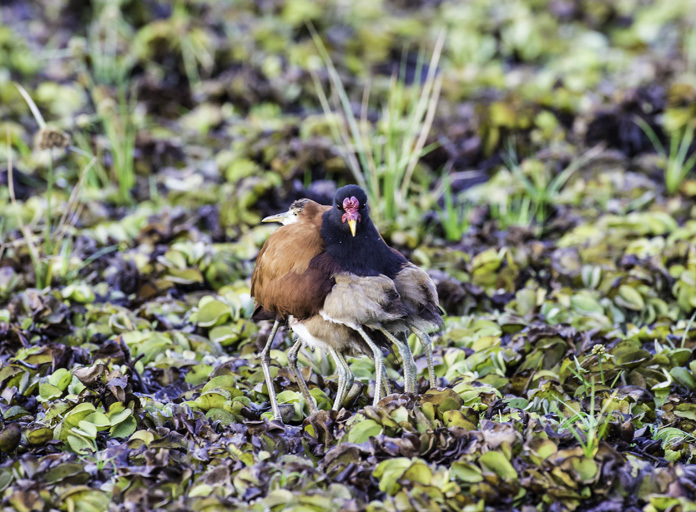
[1, 0, 696, 510]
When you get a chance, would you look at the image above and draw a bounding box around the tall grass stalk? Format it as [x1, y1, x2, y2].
[636, 118, 696, 194]
[14, 83, 55, 254]
[438, 167, 471, 242]
[84, 1, 137, 204]
[6, 130, 44, 288]
[309, 25, 446, 222]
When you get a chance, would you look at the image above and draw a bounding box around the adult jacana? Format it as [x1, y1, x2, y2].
[251, 196, 399, 419]
[262, 190, 443, 393]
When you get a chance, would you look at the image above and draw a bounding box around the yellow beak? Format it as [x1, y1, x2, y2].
[261, 212, 291, 224]
[348, 219, 357, 237]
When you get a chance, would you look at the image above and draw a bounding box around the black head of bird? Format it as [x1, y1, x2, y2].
[330, 184, 369, 237]
[320, 185, 405, 278]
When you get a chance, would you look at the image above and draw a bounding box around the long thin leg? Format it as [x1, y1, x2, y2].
[329, 348, 354, 410]
[287, 336, 319, 414]
[411, 326, 436, 388]
[328, 347, 346, 410]
[354, 326, 385, 407]
[381, 364, 391, 396]
[365, 342, 391, 396]
[260, 320, 282, 421]
[378, 327, 416, 393]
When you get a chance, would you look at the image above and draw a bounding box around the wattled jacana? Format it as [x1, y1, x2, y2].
[262, 190, 442, 392]
[251, 196, 398, 419]
[252, 186, 442, 419]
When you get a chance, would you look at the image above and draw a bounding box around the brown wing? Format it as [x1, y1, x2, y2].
[251, 200, 333, 321]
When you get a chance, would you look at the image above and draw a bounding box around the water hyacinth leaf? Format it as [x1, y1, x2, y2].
[75, 420, 98, 439]
[348, 419, 383, 444]
[0, 470, 11, 492]
[616, 285, 645, 311]
[616, 350, 651, 369]
[44, 463, 89, 485]
[185, 364, 213, 385]
[403, 462, 432, 486]
[275, 390, 306, 421]
[515, 288, 537, 316]
[195, 297, 232, 327]
[164, 268, 205, 284]
[110, 415, 136, 438]
[63, 403, 97, 431]
[421, 388, 464, 413]
[581, 265, 602, 289]
[479, 451, 518, 480]
[129, 430, 155, 447]
[39, 383, 64, 401]
[190, 391, 229, 412]
[570, 294, 604, 315]
[67, 434, 95, 454]
[670, 348, 692, 367]
[670, 367, 696, 390]
[206, 408, 236, 424]
[373, 457, 412, 495]
[673, 404, 696, 421]
[442, 410, 477, 430]
[0, 424, 21, 453]
[571, 457, 598, 482]
[61, 283, 96, 303]
[26, 425, 53, 445]
[209, 325, 241, 345]
[59, 487, 110, 512]
[48, 368, 73, 390]
[451, 462, 484, 483]
[528, 438, 557, 465]
[84, 411, 110, 430]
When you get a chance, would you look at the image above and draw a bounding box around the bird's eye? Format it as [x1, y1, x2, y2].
[360, 203, 365, 210]
[336, 203, 343, 210]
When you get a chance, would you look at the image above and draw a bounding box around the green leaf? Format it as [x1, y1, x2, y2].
[348, 419, 383, 444]
[571, 457, 598, 482]
[84, 412, 110, 429]
[674, 403, 696, 421]
[75, 420, 97, 439]
[479, 451, 518, 480]
[616, 285, 645, 311]
[196, 297, 231, 327]
[185, 364, 213, 386]
[403, 462, 432, 485]
[373, 457, 412, 495]
[671, 367, 696, 390]
[39, 383, 63, 400]
[48, 368, 72, 390]
[451, 461, 484, 483]
[26, 426, 53, 445]
[67, 435, 94, 454]
[110, 415, 136, 438]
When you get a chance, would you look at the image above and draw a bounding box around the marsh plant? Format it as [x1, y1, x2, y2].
[636, 118, 696, 194]
[555, 359, 621, 458]
[310, 26, 445, 223]
[10, 85, 97, 289]
[79, 0, 138, 204]
[500, 141, 603, 226]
